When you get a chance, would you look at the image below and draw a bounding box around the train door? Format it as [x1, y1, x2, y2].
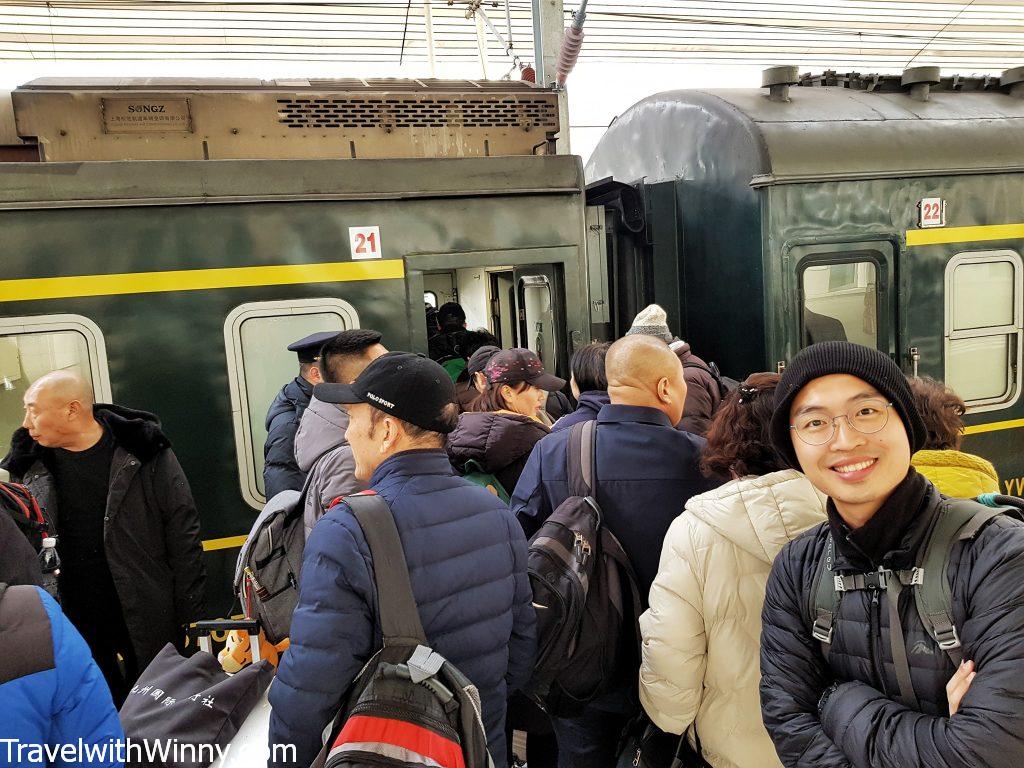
[423, 271, 457, 309]
[405, 249, 575, 380]
[791, 240, 897, 357]
[513, 265, 563, 373]
[489, 270, 515, 347]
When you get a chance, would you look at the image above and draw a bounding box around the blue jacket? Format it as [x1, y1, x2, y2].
[263, 376, 313, 499]
[0, 586, 123, 767]
[550, 390, 611, 433]
[268, 449, 536, 768]
[512, 404, 720, 596]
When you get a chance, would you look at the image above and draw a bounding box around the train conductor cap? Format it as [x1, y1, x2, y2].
[314, 351, 458, 434]
[287, 331, 338, 364]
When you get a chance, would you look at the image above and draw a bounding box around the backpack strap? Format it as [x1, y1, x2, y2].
[914, 497, 1014, 665]
[567, 420, 597, 499]
[345, 493, 428, 647]
[810, 535, 921, 706]
[810, 534, 842, 653]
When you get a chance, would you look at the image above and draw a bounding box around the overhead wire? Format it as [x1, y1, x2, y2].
[0, 0, 1019, 66]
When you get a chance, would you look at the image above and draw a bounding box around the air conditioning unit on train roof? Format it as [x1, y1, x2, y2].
[10, 77, 561, 162]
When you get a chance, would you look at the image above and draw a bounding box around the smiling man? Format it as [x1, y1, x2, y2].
[759, 341, 1024, 768]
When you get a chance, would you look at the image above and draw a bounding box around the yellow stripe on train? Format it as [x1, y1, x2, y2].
[0, 260, 406, 303]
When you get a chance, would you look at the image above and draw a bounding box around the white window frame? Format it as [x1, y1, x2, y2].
[943, 249, 1023, 413]
[0, 314, 112, 401]
[224, 298, 360, 510]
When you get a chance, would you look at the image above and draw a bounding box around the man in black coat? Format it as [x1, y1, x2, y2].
[760, 342, 1024, 767]
[262, 330, 335, 499]
[1, 371, 206, 705]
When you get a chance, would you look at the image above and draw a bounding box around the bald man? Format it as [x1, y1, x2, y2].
[511, 336, 721, 768]
[0, 372, 206, 705]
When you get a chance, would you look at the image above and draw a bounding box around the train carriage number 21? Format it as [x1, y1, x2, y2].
[349, 226, 382, 260]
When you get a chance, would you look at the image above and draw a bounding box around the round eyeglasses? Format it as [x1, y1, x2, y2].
[790, 400, 894, 446]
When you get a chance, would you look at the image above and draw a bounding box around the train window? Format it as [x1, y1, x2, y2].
[800, 261, 879, 348]
[0, 315, 112, 481]
[224, 299, 359, 509]
[944, 251, 1023, 411]
[424, 291, 438, 308]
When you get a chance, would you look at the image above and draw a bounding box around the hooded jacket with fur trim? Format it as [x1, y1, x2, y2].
[640, 470, 826, 768]
[1, 404, 206, 671]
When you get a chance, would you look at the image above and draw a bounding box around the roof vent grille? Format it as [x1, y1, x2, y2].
[276, 96, 558, 130]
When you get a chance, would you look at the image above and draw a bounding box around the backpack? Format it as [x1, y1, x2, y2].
[524, 420, 643, 716]
[233, 477, 313, 644]
[808, 493, 1024, 709]
[459, 459, 511, 504]
[680, 358, 738, 403]
[311, 493, 493, 768]
[1, 481, 49, 553]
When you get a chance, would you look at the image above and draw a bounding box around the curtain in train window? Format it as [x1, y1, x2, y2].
[801, 261, 879, 348]
[224, 300, 358, 508]
[944, 252, 1023, 410]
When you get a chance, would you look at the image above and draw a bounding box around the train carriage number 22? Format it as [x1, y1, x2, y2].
[349, 226, 382, 260]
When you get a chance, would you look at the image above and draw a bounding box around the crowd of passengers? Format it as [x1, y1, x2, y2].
[0, 299, 1020, 768]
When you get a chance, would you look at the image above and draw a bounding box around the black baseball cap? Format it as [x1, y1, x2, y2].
[314, 351, 457, 434]
[467, 345, 501, 376]
[485, 348, 566, 392]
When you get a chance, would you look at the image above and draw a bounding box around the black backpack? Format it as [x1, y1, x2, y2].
[680, 358, 738, 402]
[808, 493, 1024, 709]
[524, 420, 643, 716]
[312, 493, 492, 768]
[1, 481, 49, 553]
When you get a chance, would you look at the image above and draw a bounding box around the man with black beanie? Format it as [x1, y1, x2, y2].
[760, 341, 1024, 768]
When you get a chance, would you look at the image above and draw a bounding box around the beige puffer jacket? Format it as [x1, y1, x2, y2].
[639, 469, 827, 768]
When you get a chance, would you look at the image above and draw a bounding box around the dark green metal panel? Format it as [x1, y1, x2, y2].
[765, 174, 1024, 493]
[586, 83, 1022, 491]
[0, 155, 589, 616]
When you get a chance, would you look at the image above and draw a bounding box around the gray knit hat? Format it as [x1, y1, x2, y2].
[770, 341, 926, 468]
[626, 304, 673, 343]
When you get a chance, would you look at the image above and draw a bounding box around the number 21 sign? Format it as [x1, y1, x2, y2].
[349, 226, 382, 260]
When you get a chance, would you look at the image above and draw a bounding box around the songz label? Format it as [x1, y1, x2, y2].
[102, 98, 192, 133]
[918, 198, 946, 229]
[349, 226, 382, 260]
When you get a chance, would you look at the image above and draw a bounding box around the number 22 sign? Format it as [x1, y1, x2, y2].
[349, 226, 382, 260]
[918, 198, 945, 229]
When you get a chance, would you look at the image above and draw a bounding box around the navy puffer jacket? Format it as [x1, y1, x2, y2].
[263, 376, 313, 499]
[268, 449, 536, 768]
[760, 483, 1024, 768]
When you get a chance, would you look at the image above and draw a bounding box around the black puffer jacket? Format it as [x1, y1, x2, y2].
[0, 509, 43, 587]
[446, 411, 549, 496]
[760, 476, 1024, 768]
[1, 405, 207, 671]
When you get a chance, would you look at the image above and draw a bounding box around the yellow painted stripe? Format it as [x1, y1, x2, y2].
[963, 418, 1024, 436]
[906, 223, 1024, 247]
[202, 534, 248, 552]
[0, 260, 405, 303]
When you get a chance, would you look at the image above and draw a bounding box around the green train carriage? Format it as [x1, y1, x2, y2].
[0, 79, 590, 616]
[584, 66, 1024, 497]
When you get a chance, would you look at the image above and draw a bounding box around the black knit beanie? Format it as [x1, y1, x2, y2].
[770, 341, 926, 469]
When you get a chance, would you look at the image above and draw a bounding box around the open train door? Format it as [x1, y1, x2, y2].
[513, 264, 568, 378]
